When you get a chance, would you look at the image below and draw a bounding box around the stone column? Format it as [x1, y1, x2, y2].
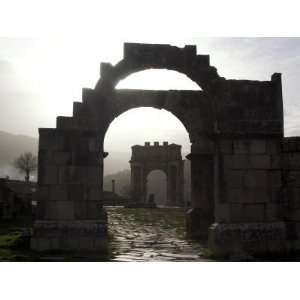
[186, 137, 215, 239]
[166, 162, 184, 206]
[130, 162, 145, 203]
[176, 160, 185, 206]
[208, 137, 287, 257]
[31, 128, 108, 252]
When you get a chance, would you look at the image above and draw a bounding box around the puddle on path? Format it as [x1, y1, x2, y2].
[107, 207, 211, 262]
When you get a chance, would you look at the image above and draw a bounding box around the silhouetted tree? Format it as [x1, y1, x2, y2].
[13, 152, 37, 182]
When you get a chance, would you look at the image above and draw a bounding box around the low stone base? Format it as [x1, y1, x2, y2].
[31, 219, 108, 252]
[186, 208, 214, 239]
[208, 222, 287, 257]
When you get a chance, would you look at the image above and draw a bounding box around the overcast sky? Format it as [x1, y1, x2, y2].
[0, 37, 300, 154]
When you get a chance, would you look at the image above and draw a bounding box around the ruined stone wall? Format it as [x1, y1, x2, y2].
[280, 137, 300, 250]
[32, 42, 289, 255]
[31, 128, 107, 251]
[37, 128, 104, 221]
[216, 138, 282, 223]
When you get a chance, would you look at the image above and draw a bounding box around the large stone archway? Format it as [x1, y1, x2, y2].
[31, 42, 298, 257]
[130, 142, 184, 206]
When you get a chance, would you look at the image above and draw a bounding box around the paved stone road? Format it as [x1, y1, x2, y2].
[107, 207, 211, 262]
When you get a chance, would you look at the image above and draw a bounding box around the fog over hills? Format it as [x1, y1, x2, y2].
[0, 131, 38, 179]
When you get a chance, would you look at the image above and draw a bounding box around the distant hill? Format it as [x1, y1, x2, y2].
[0, 131, 38, 166]
[104, 151, 131, 175]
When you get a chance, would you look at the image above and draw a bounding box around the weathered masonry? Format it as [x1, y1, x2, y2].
[130, 142, 184, 206]
[31, 42, 300, 257]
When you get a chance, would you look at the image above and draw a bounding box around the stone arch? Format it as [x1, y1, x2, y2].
[130, 142, 184, 207]
[32, 42, 286, 258]
[95, 43, 220, 93]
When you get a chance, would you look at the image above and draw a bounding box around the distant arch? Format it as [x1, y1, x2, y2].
[130, 141, 184, 206]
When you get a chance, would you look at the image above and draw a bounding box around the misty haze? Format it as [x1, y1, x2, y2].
[1, 38, 300, 262]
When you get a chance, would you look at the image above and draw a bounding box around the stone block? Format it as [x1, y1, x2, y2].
[63, 237, 80, 250]
[227, 188, 270, 204]
[59, 166, 88, 184]
[74, 201, 87, 219]
[43, 166, 59, 185]
[56, 201, 75, 220]
[56, 116, 75, 129]
[270, 188, 282, 204]
[186, 207, 214, 239]
[53, 152, 71, 165]
[244, 170, 268, 188]
[287, 153, 300, 170]
[287, 208, 300, 222]
[88, 138, 100, 152]
[191, 137, 215, 154]
[233, 140, 250, 154]
[69, 185, 85, 202]
[265, 203, 280, 222]
[285, 187, 299, 208]
[49, 185, 68, 201]
[88, 186, 102, 201]
[233, 139, 267, 155]
[78, 237, 94, 250]
[244, 203, 265, 222]
[87, 167, 101, 184]
[268, 170, 282, 188]
[219, 139, 233, 154]
[230, 203, 244, 222]
[224, 170, 244, 188]
[50, 238, 59, 250]
[36, 186, 50, 202]
[191, 184, 214, 207]
[94, 237, 109, 251]
[73, 102, 87, 117]
[266, 140, 281, 154]
[45, 201, 74, 220]
[38, 150, 54, 165]
[287, 171, 300, 187]
[249, 155, 271, 169]
[270, 155, 281, 169]
[39, 130, 64, 151]
[86, 201, 101, 219]
[249, 140, 266, 154]
[36, 238, 51, 251]
[223, 154, 249, 169]
[215, 203, 230, 222]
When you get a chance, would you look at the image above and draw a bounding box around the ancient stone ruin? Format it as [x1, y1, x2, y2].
[31, 42, 300, 257]
[130, 142, 184, 206]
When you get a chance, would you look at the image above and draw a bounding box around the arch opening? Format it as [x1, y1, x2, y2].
[146, 170, 167, 207]
[103, 107, 190, 175]
[103, 107, 190, 207]
[116, 69, 202, 91]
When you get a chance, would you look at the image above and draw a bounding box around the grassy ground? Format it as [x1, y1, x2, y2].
[0, 217, 34, 261]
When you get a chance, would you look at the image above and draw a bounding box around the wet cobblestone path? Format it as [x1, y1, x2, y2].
[107, 207, 211, 262]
